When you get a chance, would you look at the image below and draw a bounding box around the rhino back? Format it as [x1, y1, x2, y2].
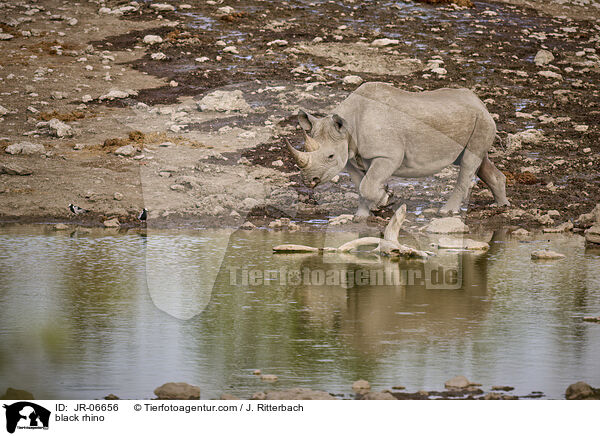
[337, 82, 492, 146]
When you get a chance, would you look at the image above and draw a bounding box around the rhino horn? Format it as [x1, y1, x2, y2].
[303, 131, 321, 152]
[285, 138, 311, 168]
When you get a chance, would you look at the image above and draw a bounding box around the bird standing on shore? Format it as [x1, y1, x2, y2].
[138, 208, 148, 221]
[68, 204, 88, 215]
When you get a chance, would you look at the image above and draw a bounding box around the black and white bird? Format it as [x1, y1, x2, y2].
[68, 204, 88, 215]
[138, 208, 148, 221]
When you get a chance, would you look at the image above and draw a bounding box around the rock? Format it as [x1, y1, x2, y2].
[343, 75, 363, 85]
[220, 394, 240, 400]
[538, 70, 562, 80]
[0, 163, 32, 176]
[197, 90, 250, 112]
[565, 382, 596, 400]
[0, 104, 9, 115]
[154, 382, 200, 400]
[143, 35, 163, 45]
[534, 49, 554, 66]
[251, 392, 267, 400]
[195, 56, 209, 63]
[217, 6, 236, 14]
[150, 3, 176, 11]
[583, 316, 600, 323]
[240, 221, 256, 230]
[511, 228, 530, 236]
[53, 223, 69, 231]
[114, 145, 136, 157]
[223, 46, 239, 54]
[436, 237, 489, 250]
[585, 225, 600, 245]
[329, 214, 354, 225]
[260, 374, 278, 382]
[267, 39, 288, 47]
[242, 197, 260, 209]
[47, 118, 73, 138]
[352, 380, 371, 394]
[531, 250, 565, 260]
[5, 142, 45, 155]
[577, 204, 600, 228]
[431, 67, 448, 75]
[253, 369, 261, 375]
[445, 376, 474, 390]
[104, 394, 119, 400]
[271, 159, 283, 167]
[113, 192, 123, 201]
[371, 38, 399, 47]
[0, 388, 34, 400]
[103, 218, 120, 228]
[517, 129, 545, 145]
[543, 222, 573, 233]
[151, 52, 167, 61]
[264, 388, 335, 400]
[361, 392, 397, 400]
[425, 217, 469, 234]
[492, 386, 515, 391]
[99, 89, 137, 101]
[0, 33, 14, 41]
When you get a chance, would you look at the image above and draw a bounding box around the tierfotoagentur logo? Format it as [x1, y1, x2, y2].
[2, 402, 50, 434]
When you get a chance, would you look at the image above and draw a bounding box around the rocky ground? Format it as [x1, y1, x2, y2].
[0, 0, 599, 232]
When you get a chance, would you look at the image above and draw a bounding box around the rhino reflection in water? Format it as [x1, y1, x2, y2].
[287, 82, 509, 216]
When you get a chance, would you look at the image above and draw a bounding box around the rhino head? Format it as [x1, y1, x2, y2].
[287, 110, 350, 188]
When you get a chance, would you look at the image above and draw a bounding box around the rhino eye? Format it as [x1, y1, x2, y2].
[328, 154, 335, 159]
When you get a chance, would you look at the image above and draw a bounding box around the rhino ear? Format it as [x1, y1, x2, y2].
[298, 109, 317, 132]
[332, 114, 346, 133]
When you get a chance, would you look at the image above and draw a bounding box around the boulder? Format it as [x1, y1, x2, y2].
[5, 142, 45, 155]
[565, 382, 596, 400]
[103, 218, 120, 228]
[534, 49, 554, 66]
[264, 388, 335, 400]
[361, 391, 397, 400]
[585, 225, 600, 245]
[531, 249, 565, 260]
[352, 379, 371, 394]
[154, 382, 200, 400]
[425, 217, 469, 234]
[577, 204, 600, 228]
[445, 376, 474, 390]
[197, 90, 251, 113]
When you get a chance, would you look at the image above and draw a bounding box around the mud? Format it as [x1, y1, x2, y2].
[0, 0, 598, 231]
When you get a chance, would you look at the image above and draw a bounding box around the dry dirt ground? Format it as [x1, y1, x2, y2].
[0, 0, 598, 231]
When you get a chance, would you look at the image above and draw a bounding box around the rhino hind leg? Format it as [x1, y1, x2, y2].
[477, 154, 510, 207]
[440, 149, 483, 214]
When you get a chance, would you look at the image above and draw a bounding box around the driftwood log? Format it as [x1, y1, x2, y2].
[273, 204, 433, 258]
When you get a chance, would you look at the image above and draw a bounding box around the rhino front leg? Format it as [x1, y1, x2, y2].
[359, 158, 398, 211]
[345, 163, 370, 216]
[440, 149, 483, 214]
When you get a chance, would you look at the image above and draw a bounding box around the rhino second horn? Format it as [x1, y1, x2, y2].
[285, 138, 311, 168]
[303, 131, 321, 152]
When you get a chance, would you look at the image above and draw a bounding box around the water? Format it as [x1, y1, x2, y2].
[0, 225, 599, 399]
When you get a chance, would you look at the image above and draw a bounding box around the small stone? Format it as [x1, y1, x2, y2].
[113, 192, 124, 201]
[104, 394, 119, 400]
[0, 33, 14, 41]
[271, 159, 283, 167]
[0, 163, 33, 176]
[534, 49, 554, 66]
[264, 388, 335, 400]
[53, 223, 69, 231]
[103, 218, 120, 228]
[240, 221, 256, 230]
[371, 38, 399, 47]
[151, 52, 167, 61]
[154, 382, 200, 400]
[511, 228, 530, 236]
[585, 225, 600, 245]
[260, 374, 278, 382]
[267, 39, 288, 47]
[253, 369, 261, 375]
[223, 46, 239, 54]
[531, 250, 565, 260]
[538, 70, 563, 80]
[436, 237, 489, 250]
[150, 3, 176, 12]
[114, 144, 136, 157]
[343, 75, 363, 85]
[197, 90, 250, 113]
[5, 142, 45, 155]
[143, 35, 163, 45]
[492, 386, 515, 391]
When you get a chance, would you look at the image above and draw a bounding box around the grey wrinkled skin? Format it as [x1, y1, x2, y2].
[288, 82, 509, 216]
